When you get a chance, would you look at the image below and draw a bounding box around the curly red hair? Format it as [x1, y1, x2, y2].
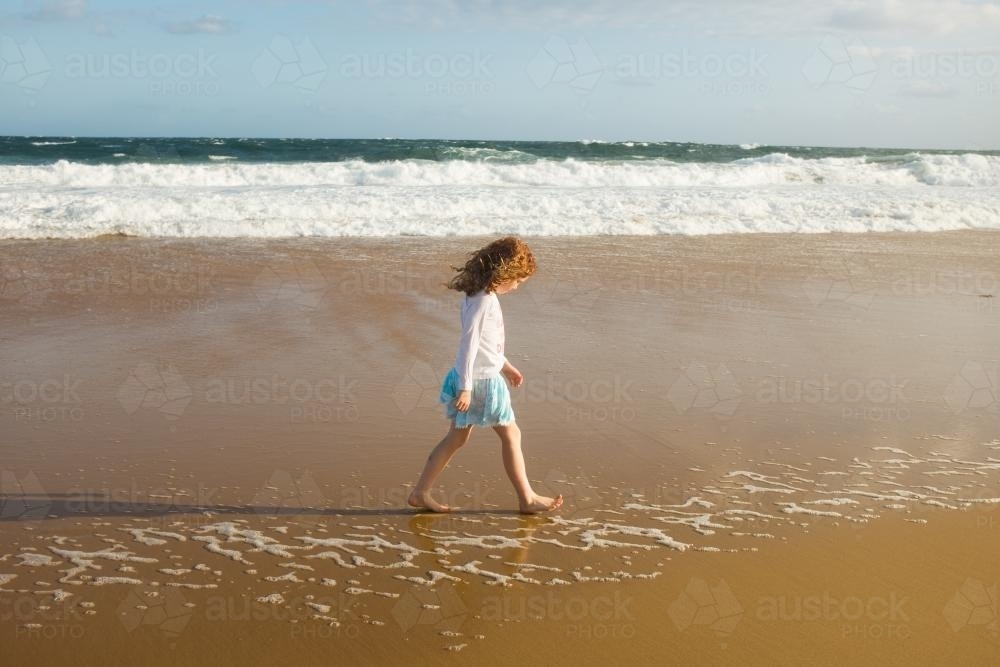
[447, 236, 537, 296]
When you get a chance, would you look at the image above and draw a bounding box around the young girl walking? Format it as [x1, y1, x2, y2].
[408, 237, 563, 514]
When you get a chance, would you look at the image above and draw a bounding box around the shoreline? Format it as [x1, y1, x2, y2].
[2, 230, 998, 664]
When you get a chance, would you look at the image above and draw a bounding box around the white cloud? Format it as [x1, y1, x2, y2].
[829, 0, 1000, 35]
[25, 0, 86, 21]
[896, 80, 959, 97]
[363, 0, 1000, 37]
[164, 14, 236, 35]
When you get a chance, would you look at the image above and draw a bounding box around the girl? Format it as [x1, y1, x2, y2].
[408, 237, 563, 514]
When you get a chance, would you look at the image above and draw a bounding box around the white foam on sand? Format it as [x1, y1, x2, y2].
[777, 503, 842, 517]
[121, 528, 187, 546]
[91, 577, 143, 586]
[16, 553, 56, 567]
[48, 546, 157, 585]
[393, 571, 462, 586]
[8, 435, 994, 647]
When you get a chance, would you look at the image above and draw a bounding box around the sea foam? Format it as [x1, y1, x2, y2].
[1, 153, 998, 238]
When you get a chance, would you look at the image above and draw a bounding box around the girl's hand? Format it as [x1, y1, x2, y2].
[503, 366, 523, 388]
[454, 390, 471, 412]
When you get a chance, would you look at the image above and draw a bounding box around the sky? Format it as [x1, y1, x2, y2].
[1, 0, 999, 148]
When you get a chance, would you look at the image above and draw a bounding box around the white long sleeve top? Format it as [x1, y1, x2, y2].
[453, 290, 506, 390]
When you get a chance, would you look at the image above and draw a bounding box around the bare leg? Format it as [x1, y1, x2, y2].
[493, 422, 563, 514]
[408, 423, 473, 512]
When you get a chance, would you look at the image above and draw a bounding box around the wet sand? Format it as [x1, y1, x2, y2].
[1, 233, 998, 665]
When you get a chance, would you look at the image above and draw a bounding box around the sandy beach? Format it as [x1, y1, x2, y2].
[1, 232, 998, 665]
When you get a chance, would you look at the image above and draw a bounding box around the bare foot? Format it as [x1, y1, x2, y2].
[408, 490, 451, 513]
[519, 494, 563, 515]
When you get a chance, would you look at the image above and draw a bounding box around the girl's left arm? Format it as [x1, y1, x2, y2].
[501, 359, 523, 388]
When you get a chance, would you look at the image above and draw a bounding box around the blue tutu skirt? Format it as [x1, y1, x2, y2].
[440, 367, 515, 428]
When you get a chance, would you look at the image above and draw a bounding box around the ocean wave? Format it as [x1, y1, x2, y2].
[1, 152, 997, 238]
[1, 179, 997, 239]
[1, 153, 996, 189]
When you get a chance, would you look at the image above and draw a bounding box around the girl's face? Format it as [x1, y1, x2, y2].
[494, 277, 528, 295]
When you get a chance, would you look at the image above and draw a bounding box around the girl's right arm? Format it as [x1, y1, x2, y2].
[454, 294, 490, 395]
